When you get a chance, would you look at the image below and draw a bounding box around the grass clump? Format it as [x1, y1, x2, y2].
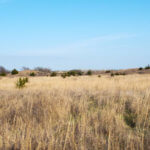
[11, 69, 19, 75]
[16, 77, 29, 88]
[123, 101, 137, 128]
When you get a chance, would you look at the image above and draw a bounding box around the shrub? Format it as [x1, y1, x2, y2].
[98, 75, 101, 78]
[0, 73, 6, 76]
[30, 72, 36, 76]
[61, 70, 83, 78]
[61, 73, 67, 78]
[50, 72, 57, 77]
[76, 70, 83, 76]
[67, 71, 76, 76]
[105, 70, 111, 73]
[111, 73, 114, 77]
[24, 77, 29, 83]
[145, 65, 150, 70]
[68, 70, 83, 76]
[16, 77, 29, 88]
[114, 72, 126, 76]
[115, 72, 120, 76]
[11, 69, 18, 75]
[138, 67, 143, 70]
[121, 72, 126, 76]
[86, 70, 92, 76]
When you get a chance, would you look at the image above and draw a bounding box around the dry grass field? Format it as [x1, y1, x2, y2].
[0, 75, 150, 150]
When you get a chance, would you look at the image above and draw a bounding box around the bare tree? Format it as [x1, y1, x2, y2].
[22, 67, 30, 71]
[34, 67, 51, 73]
[0, 66, 9, 74]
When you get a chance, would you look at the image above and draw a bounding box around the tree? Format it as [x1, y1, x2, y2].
[11, 69, 19, 75]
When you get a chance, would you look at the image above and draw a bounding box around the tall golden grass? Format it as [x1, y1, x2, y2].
[0, 75, 150, 150]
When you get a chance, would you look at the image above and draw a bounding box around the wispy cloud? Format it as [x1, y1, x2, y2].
[64, 33, 136, 49]
[1, 33, 136, 56]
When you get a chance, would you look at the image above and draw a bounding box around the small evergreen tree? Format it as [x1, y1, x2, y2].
[86, 70, 92, 75]
[50, 72, 57, 77]
[11, 69, 18, 75]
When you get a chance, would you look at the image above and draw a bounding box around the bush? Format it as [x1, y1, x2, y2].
[24, 77, 29, 83]
[61, 70, 83, 78]
[121, 72, 126, 76]
[0, 73, 6, 76]
[67, 71, 76, 76]
[105, 70, 111, 73]
[61, 73, 67, 78]
[70, 70, 83, 76]
[30, 72, 36, 76]
[16, 77, 29, 88]
[111, 73, 114, 77]
[50, 72, 57, 77]
[98, 75, 101, 78]
[145, 65, 150, 70]
[86, 70, 92, 76]
[114, 72, 126, 76]
[76, 70, 83, 76]
[11, 69, 19, 75]
[138, 67, 143, 70]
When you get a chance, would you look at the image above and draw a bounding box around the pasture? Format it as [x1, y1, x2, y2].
[0, 75, 150, 150]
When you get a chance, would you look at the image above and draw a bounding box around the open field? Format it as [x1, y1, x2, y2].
[0, 75, 150, 150]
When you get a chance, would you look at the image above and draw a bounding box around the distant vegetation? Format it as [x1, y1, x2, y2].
[105, 70, 111, 73]
[0, 65, 150, 77]
[50, 72, 57, 77]
[30, 72, 36, 76]
[11, 69, 19, 75]
[34, 67, 51, 73]
[61, 70, 83, 78]
[110, 72, 126, 77]
[86, 70, 92, 75]
[138, 67, 143, 70]
[145, 64, 150, 70]
[0, 66, 9, 76]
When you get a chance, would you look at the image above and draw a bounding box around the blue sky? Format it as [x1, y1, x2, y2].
[0, 0, 150, 70]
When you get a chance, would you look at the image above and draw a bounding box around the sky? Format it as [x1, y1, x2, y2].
[0, 0, 150, 70]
